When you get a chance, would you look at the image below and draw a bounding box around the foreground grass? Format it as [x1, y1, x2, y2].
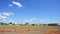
[0, 25, 60, 29]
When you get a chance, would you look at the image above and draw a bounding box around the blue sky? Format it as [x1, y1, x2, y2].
[0, 0, 60, 24]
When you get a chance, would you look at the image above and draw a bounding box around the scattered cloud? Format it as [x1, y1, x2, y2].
[0, 12, 15, 23]
[8, 1, 23, 7]
[0, 15, 7, 19]
[2, 12, 14, 16]
[0, 13, 6, 19]
[23, 18, 58, 24]
[23, 18, 37, 22]
[12, 1, 23, 7]
[39, 20, 50, 24]
[0, 12, 14, 19]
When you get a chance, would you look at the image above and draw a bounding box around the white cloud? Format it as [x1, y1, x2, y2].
[0, 13, 6, 19]
[12, 1, 23, 7]
[23, 18, 54, 24]
[0, 15, 7, 19]
[23, 18, 37, 22]
[39, 20, 49, 24]
[0, 12, 14, 19]
[2, 12, 14, 16]
[0, 12, 15, 23]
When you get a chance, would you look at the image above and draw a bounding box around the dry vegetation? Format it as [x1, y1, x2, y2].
[0, 25, 60, 34]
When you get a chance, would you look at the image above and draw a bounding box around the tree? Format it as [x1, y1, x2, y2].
[25, 23, 29, 25]
[48, 23, 58, 26]
[0, 22, 4, 25]
[31, 24, 38, 26]
[9, 22, 12, 25]
[12, 23, 15, 25]
[0, 22, 7, 25]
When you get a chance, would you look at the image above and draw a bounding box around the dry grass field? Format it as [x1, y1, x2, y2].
[0, 25, 60, 34]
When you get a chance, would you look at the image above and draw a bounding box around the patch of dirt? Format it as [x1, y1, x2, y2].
[0, 28, 60, 34]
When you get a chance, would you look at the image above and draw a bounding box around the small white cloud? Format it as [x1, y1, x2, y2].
[24, 18, 37, 22]
[12, 1, 23, 7]
[0, 15, 7, 19]
[2, 12, 14, 16]
[0, 12, 14, 19]
[0, 12, 15, 23]
[0, 13, 6, 19]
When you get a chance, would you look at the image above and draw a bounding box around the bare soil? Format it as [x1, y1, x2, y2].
[0, 28, 60, 34]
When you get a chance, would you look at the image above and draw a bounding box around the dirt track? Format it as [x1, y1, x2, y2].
[0, 28, 60, 34]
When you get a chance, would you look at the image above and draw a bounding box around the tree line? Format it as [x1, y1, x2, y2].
[0, 22, 60, 26]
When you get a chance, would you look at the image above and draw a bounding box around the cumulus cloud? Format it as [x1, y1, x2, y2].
[0, 12, 14, 23]
[0, 15, 7, 19]
[0, 13, 6, 19]
[0, 12, 14, 19]
[12, 1, 23, 7]
[2, 12, 14, 16]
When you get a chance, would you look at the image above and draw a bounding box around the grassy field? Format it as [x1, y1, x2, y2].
[0, 25, 60, 34]
[0, 25, 60, 29]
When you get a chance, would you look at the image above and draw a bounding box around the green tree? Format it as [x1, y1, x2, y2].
[9, 22, 12, 25]
[25, 23, 29, 25]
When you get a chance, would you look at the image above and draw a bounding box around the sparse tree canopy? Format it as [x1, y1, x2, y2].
[31, 24, 38, 26]
[9, 22, 12, 24]
[48, 23, 58, 26]
[25, 23, 29, 25]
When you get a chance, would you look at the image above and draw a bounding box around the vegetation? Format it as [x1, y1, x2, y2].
[0, 22, 60, 29]
[0, 22, 60, 26]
